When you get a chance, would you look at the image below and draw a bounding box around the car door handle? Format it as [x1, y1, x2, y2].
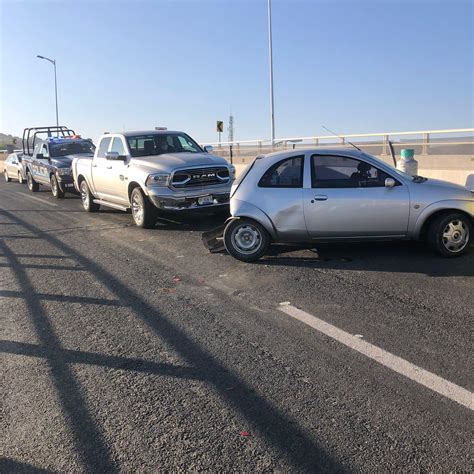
[313, 195, 328, 201]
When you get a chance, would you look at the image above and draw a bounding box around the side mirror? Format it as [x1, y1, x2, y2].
[105, 151, 127, 161]
[203, 145, 214, 153]
[385, 177, 396, 188]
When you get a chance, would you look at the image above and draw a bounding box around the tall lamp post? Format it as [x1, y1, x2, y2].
[37, 55, 59, 129]
[267, 0, 275, 147]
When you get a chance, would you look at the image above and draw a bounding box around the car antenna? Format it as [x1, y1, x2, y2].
[388, 140, 397, 167]
[322, 125, 362, 152]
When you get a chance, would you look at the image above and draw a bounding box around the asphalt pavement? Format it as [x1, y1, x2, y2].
[1, 180, 473, 472]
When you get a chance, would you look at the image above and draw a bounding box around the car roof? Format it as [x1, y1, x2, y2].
[118, 130, 183, 137]
[262, 147, 367, 159]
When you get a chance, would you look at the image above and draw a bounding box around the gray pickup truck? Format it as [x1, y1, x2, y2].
[72, 130, 235, 227]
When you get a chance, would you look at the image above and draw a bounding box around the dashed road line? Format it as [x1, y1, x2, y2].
[279, 303, 473, 410]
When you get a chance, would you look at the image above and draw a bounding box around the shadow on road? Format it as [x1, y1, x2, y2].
[258, 241, 474, 278]
[0, 209, 343, 472]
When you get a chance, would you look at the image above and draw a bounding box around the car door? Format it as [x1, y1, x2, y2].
[254, 155, 307, 241]
[100, 136, 130, 205]
[91, 136, 112, 199]
[36, 143, 51, 184]
[6, 156, 15, 177]
[303, 153, 410, 238]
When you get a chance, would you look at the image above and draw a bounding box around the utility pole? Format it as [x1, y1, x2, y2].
[267, 0, 275, 146]
[37, 55, 59, 130]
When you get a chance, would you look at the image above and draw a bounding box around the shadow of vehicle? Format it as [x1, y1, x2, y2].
[258, 240, 474, 278]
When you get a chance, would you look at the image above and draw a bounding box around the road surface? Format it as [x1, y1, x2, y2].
[1, 180, 472, 472]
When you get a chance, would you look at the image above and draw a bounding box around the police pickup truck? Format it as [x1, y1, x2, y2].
[72, 129, 235, 228]
[22, 126, 94, 198]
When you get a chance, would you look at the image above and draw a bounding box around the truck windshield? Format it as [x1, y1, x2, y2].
[126, 133, 202, 157]
[49, 141, 94, 157]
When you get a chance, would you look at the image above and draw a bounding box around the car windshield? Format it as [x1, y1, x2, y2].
[126, 133, 202, 157]
[49, 140, 94, 157]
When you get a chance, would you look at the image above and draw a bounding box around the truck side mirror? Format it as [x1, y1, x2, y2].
[385, 177, 396, 188]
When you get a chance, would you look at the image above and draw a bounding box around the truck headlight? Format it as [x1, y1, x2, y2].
[146, 173, 170, 187]
[56, 168, 71, 176]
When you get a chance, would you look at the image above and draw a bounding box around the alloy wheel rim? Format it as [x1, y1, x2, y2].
[18, 172, 22, 183]
[131, 194, 144, 224]
[232, 224, 262, 255]
[81, 182, 89, 209]
[442, 219, 469, 253]
[52, 177, 58, 196]
[27, 174, 32, 189]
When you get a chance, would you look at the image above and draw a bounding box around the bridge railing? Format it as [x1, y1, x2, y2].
[201, 128, 474, 164]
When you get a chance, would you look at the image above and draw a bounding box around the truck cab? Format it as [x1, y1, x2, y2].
[73, 130, 235, 228]
[22, 126, 94, 198]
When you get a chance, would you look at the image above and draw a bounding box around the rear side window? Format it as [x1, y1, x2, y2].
[258, 156, 304, 188]
[97, 137, 112, 158]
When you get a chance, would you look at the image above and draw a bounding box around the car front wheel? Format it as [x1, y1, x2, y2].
[224, 218, 270, 262]
[130, 187, 156, 228]
[51, 174, 65, 199]
[4, 170, 10, 182]
[428, 212, 472, 257]
[27, 172, 39, 192]
[18, 172, 24, 184]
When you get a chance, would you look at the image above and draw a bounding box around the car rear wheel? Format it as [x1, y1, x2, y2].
[27, 171, 39, 192]
[428, 212, 472, 257]
[80, 180, 99, 212]
[224, 218, 270, 262]
[131, 187, 156, 228]
[50, 174, 65, 199]
[18, 172, 24, 184]
[4, 170, 10, 182]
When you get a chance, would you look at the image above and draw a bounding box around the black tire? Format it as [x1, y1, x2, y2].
[80, 179, 100, 212]
[27, 171, 39, 192]
[130, 187, 157, 228]
[427, 212, 472, 257]
[50, 174, 65, 199]
[18, 172, 24, 184]
[224, 218, 271, 262]
[4, 170, 10, 182]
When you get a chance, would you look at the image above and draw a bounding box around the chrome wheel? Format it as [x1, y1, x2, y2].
[51, 176, 58, 197]
[231, 223, 262, 255]
[18, 172, 23, 184]
[442, 219, 469, 253]
[131, 193, 144, 225]
[80, 181, 90, 209]
[27, 173, 33, 190]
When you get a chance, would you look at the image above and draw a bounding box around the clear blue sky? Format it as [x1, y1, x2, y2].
[1, 0, 472, 143]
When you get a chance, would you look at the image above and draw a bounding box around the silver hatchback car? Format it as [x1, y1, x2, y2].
[224, 148, 474, 262]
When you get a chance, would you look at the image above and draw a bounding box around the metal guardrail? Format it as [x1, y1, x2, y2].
[201, 128, 474, 164]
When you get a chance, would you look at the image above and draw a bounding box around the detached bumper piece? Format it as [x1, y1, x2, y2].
[149, 193, 230, 211]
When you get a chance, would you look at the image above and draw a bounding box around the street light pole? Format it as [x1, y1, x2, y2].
[267, 0, 275, 147]
[37, 55, 59, 129]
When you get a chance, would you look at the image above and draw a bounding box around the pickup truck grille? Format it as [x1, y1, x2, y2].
[172, 166, 230, 188]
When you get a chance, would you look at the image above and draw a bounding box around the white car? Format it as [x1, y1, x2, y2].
[3, 153, 25, 183]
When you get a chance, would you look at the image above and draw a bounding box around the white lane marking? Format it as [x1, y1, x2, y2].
[13, 192, 58, 207]
[279, 304, 473, 410]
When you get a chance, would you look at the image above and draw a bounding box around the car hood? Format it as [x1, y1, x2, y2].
[413, 178, 473, 200]
[131, 153, 228, 172]
[52, 153, 94, 168]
